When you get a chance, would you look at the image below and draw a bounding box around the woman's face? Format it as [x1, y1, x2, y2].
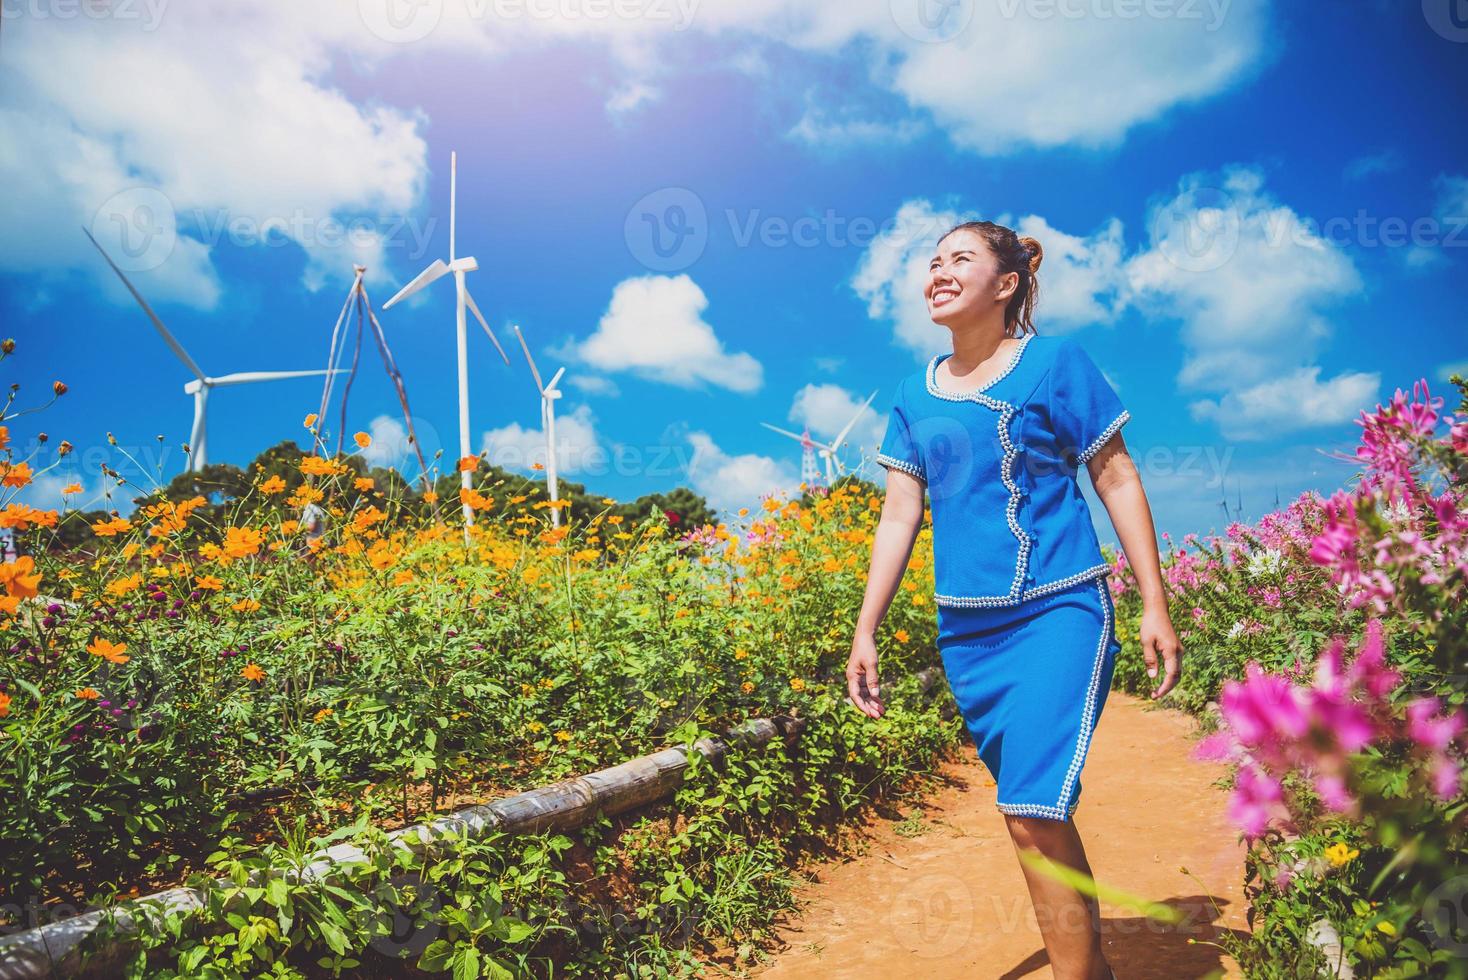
[925, 228, 1015, 326]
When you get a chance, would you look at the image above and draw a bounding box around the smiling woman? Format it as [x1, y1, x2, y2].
[852, 218, 1183, 980]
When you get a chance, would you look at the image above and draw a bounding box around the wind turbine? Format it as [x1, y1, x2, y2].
[761, 389, 879, 487]
[382, 150, 510, 531]
[512, 325, 566, 529]
[84, 228, 341, 474]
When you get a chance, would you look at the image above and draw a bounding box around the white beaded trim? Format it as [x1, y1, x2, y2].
[925, 333, 1034, 402]
[875, 452, 926, 482]
[994, 576, 1113, 821]
[1076, 410, 1131, 465]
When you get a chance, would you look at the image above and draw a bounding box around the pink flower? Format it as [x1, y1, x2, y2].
[1313, 772, 1355, 813]
[1406, 698, 1465, 752]
[1229, 765, 1285, 838]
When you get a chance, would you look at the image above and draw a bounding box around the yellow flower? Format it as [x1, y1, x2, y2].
[789, 678, 806, 692]
[195, 574, 224, 591]
[422, 490, 438, 503]
[303, 413, 318, 428]
[554, 730, 571, 743]
[299, 455, 343, 477]
[105, 573, 142, 597]
[1324, 842, 1360, 867]
[911, 594, 928, 607]
[741, 681, 755, 694]
[734, 649, 749, 660]
[527, 721, 544, 733]
[353, 432, 371, 449]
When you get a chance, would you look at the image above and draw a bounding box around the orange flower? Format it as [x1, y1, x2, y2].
[0, 426, 8, 451]
[52, 380, 68, 396]
[313, 707, 334, 723]
[195, 574, 224, 591]
[231, 598, 261, 613]
[259, 475, 287, 495]
[422, 490, 438, 504]
[0, 504, 57, 531]
[353, 432, 371, 449]
[75, 687, 100, 700]
[0, 461, 34, 488]
[222, 526, 263, 559]
[288, 486, 324, 507]
[354, 477, 374, 492]
[457, 455, 479, 473]
[459, 487, 491, 510]
[0, 691, 10, 718]
[87, 638, 130, 664]
[91, 516, 133, 537]
[61, 483, 82, 495]
[303, 413, 318, 428]
[299, 455, 343, 477]
[0, 557, 40, 599]
[241, 662, 266, 683]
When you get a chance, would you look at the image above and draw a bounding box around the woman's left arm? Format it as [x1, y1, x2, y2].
[1086, 435, 1183, 699]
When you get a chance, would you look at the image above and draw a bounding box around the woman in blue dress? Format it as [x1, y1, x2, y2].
[848, 220, 1183, 980]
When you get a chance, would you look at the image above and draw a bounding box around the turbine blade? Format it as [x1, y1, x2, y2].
[513, 324, 546, 392]
[759, 422, 807, 443]
[463, 287, 511, 365]
[830, 389, 879, 449]
[209, 369, 344, 387]
[82, 226, 206, 380]
[544, 367, 566, 393]
[382, 259, 451, 309]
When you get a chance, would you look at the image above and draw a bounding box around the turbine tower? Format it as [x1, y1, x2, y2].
[512, 325, 567, 529]
[761, 389, 878, 488]
[383, 150, 511, 531]
[84, 228, 340, 473]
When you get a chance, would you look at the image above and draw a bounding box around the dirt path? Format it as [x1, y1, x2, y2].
[748, 693, 1248, 980]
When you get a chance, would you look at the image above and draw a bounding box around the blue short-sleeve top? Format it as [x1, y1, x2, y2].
[875, 333, 1130, 608]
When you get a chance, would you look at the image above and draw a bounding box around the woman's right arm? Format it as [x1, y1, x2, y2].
[847, 467, 926, 718]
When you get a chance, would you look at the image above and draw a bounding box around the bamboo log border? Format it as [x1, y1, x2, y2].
[0, 714, 810, 979]
[2, 666, 953, 979]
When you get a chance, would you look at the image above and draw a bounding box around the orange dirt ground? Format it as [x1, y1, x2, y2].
[747, 692, 1249, 980]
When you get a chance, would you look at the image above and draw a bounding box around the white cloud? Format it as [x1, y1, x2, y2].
[1126, 166, 1362, 388]
[787, 111, 927, 148]
[1189, 366, 1380, 441]
[1013, 214, 1129, 331]
[568, 274, 763, 391]
[684, 430, 799, 514]
[1343, 149, 1403, 182]
[482, 403, 602, 475]
[358, 413, 446, 476]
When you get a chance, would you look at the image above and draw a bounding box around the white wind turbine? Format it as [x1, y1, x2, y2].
[84, 228, 341, 474]
[511, 324, 566, 529]
[382, 150, 510, 531]
[761, 389, 879, 487]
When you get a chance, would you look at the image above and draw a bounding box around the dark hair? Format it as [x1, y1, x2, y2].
[936, 220, 1043, 336]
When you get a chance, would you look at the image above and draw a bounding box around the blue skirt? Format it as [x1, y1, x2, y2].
[936, 573, 1121, 821]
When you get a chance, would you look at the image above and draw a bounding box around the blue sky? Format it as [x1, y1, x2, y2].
[2, 0, 1465, 540]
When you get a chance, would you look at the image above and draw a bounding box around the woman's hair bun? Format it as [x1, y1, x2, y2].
[1017, 235, 1043, 275]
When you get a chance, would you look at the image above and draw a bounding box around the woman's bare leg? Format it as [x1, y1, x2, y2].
[1004, 814, 1112, 980]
